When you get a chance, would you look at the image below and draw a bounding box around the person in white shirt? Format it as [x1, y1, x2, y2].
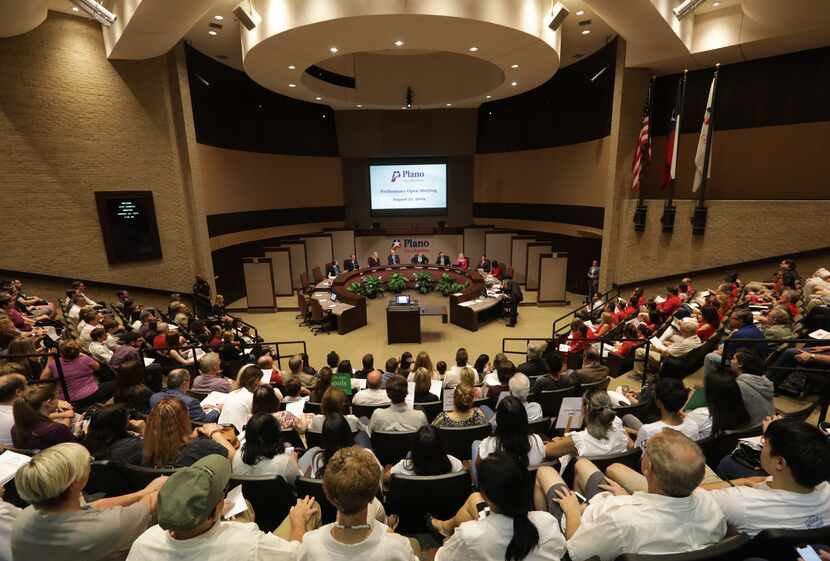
[633, 317, 702, 376]
[544, 388, 632, 460]
[444, 348, 478, 388]
[232, 413, 303, 485]
[367, 375, 427, 435]
[218, 365, 262, 431]
[127, 454, 318, 561]
[536, 429, 726, 561]
[88, 328, 113, 364]
[702, 416, 830, 537]
[508, 373, 543, 423]
[0, 374, 27, 446]
[435, 452, 566, 561]
[624, 377, 700, 449]
[387, 425, 464, 478]
[351, 370, 391, 407]
[298, 446, 417, 561]
[0, 490, 21, 561]
[77, 308, 102, 350]
[67, 294, 88, 321]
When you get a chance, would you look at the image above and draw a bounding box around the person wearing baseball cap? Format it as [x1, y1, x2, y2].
[126, 455, 318, 561]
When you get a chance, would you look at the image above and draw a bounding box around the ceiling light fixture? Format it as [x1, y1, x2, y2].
[69, 0, 117, 25]
[485, 95, 492, 99]
[511, 81, 518, 86]
[446, 103, 452, 106]
[288, 65, 295, 70]
[581, 29, 591, 35]
[214, 15, 224, 21]
[288, 83, 296, 88]
[712, 1, 720, 5]
[468, 46, 479, 52]
[394, 40, 404, 47]
[401, 106, 407, 109]
[208, 30, 217, 36]
[356, 104, 363, 108]
[576, 10, 585, 16]
[72, 6, 79, 11]
[315, 97, 322, 101]
[329, 46, 338, 53]
[511, 64, 519, 69]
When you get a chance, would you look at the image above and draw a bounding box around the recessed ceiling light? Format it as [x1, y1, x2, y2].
[712, 0, 720, 5]
[315, 96, 322, 101]
[329, 46, 338, 53]
[288, 65, 296, 70]
[511, 64, 519, 69]
[356, 104, 363, 108]
[288, 83, 296, 88]
[446, 103, 452, 106]
[394, 40, 404, 47]
[72, 6, 79, 11]
[401, 106, 407, 109]
[576, 10, 585, 16]
[485, 95, 492, 99]
[214, 15, 224, 21]
[468, 46, 479, 52]
[581, 29, 591, 35]
[511, 81, 518, 86]
[208, 30, 217, 36]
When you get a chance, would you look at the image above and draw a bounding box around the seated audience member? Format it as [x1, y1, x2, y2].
[684, 371, 752, 440]
[309, 387, 362, 433]
[544, 388, 631, 460]
[336, 359, 353, 378]
[162, 332, 196, 367]
[633, 317, 701, 378]
[703, 309, 766, 377]
[192, 352, 232, 393]
[536, 430, 726, 561]
[310, 366, 333, 402]
[509, 373, 542, 422]
[109, 332, 144, 370]
[727, 350, 774, 427]
[488, 359, 515, 400]
[66, 293, 88, 321]
[381, 357, 399, 387]
[282, 379, 304, 403]
[368, 375, 427, 434]
[432, 384, 487, 427]
[87, 327, 113, 364]
[113, 359, 153, 414]
[476, 396, 546, 468]
[209, 293, 230, 322]
[285, 354, 317, 389]
[250, 384, 294, 431]
[354, 353, 374, 378]
[82, 404, 144, 463]
[567, 348, 610, 385]
[172, 304, 190, 330]
[233, 413, 301, 484]
[531, 353, 572, 393]
[566, 320, 594, 355]
[760, 307, 795, 349]
[150, 368, 219, 423]
[12, 279, 54, 318]
[126, 455, 317, 561]
[41, 338, 114, 409]
[388, 425, 463, 477]
[473, 354, 490, 378]
[397, 352, 413, 377]
[0, 484, 20, 561]
[351, 369, 391, 406]
[433, 453, 566, 561]
[594, 312, 614, 338]
[412, 367, 439, 402]
[0, 374, 26, 446]
[657, 286, 682, 316]
[436, 360, 448, 379]
[610, 323, 642, 359]
[218, 365, 263, 431]
[703, 417, 830, 536]
[302, 413, 359, 479]
[459, 367, 486, 399]
[151, 322, 170, 350]
[12, 384, 77, 449]
[12, 443, 164, 561]
[217, 331, 243, 362]
[444, 347, 475, 388]
[517, 341, 550, 377]
[300, 447, 415, 561]
[625, 377, 699, 449]
[257, 354, 284, 387]
[6, 336, 44, 380]
[142, 398, 235, 467]
[694, 304, 720, 342]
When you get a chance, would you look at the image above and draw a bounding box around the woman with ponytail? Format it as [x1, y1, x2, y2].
[543, 388, 631, 460]
[433, 452, 566, 561]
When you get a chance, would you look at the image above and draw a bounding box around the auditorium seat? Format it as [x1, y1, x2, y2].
[527, 417, 552, 437]
[86, 459, 130, 498]
[613, 534, 750, 561]
[660, 334, 722, 380]
[744, 527, 830, 561]
[531, 386, 582, 419]
[303, 401, 322, 414]
[697, 425, 763, 470]
[370, 430, 417, 466]
[296, 477, 337, 524]
[413, 400, 443, 423]
[438, 424, 492, 461]
[579, 376, 611, 392]
[613, 401, 658, 425]
[121, 464, 178, 494]
[352, 403, 389, 420]
[387, 470, 472, 533]
[230, 474, 295, 533]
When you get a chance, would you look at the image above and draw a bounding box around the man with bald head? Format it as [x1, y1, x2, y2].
[351, 369, 390, 406]
[0, 373, 27, 446]
[535, 429, 726, 561]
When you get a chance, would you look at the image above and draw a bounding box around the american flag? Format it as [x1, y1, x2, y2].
[631, 108, 652, 191]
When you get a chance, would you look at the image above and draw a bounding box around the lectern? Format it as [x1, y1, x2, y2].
[387, 298, 421, 344]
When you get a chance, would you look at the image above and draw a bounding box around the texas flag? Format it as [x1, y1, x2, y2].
[662, 75, 686, 189]
[391, 239, 401, 250]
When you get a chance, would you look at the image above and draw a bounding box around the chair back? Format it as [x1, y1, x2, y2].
[296, 477, 337, 524]
[387, 470, 472, 533]
[304, 401, 322, 414]
[86, 459, 131, 498]
[659, 334, 721, 380]
[300, 271, 309, 288]
[438, 424, 492, 460]
[413, 401, 442, 423]
[121, 463, 179, 493]
[297, 289, 305, 309]
[697, 424, 762, 470]
[312, 266, 324, 283]
[579, 376, 610, 392]
[231, 474, 296, 533]
[309, 299, 325, 322]
[613, 401, 657, 424]
[746, 527, 830, 561]
[527, 417, 551, 437]
[282, 429, 305, 451]
[615, 535, 750, 561]
[370, 431, 417, 466]
[605, 352, 635, 378]
[186, 390, 210, 402]
[532, 386, 582, 419]
[590, 447, 642, 474]
[351, 403, 389, 420]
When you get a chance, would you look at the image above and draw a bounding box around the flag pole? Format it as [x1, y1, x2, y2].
[662, 69, 687, 232]
[634, 75, 655, 232]
[693, 64, 719, 234]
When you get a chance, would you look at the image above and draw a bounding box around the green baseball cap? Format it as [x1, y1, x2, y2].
[157, 454, 231, 532]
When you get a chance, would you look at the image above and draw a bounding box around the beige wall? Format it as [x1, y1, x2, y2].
[0, 13, 206, 292]
[473, 138, 610, 207]
[197, 144, 343, 215]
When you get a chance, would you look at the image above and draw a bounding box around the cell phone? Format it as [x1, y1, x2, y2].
[796, 545, 822, 561]
[574, 491, 587, 504]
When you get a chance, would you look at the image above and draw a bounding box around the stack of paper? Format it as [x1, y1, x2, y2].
[222, 485, 248, 519]
[810, 329, 830, 340]
[201, 391, 228, 410]
[0, 450, 32, 485]
[555, 397, 584, 430]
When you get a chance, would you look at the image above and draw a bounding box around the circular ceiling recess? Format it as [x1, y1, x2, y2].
[241, 1, 562, 109]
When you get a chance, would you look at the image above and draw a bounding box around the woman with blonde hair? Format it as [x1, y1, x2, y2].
[594, 312, 614, 338]
[218, 364, 263, 431]
[431, 384, 487, 428]
[141, 397, 234, 467]
[412, 367, 439, 402]
[542, 387, 631, 460]
[409, 351, 439, 380]
[459, 366, 485, 399]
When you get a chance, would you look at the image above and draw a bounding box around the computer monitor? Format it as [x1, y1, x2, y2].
[395, 295, 411, 305]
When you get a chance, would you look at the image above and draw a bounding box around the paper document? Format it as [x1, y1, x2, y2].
[739, 436, 763, 449]
[351, 378, 367, 390]
[430, 380, 443, 399]
[810, 329, 830, 340]
[201, 391, 228, 409]
[555, 397, 584, 429]
[649, 337, 662, 349]
[260, 369, 273, 384]
[405, 382, 416, 407]
[0, 451, 32, 485]
[443, 388, 455, 412]
[223, 485, 248, 519]
[143, 357, 155, 367]
[558, 343, 570, 353]
[285, 397, 308, 417]
[654, 296, 666, 304]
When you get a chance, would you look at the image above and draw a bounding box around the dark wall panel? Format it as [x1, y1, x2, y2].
[207, 206, 345, 237]
[473, 203, 604, 230]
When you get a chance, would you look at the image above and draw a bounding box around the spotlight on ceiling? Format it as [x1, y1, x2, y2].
[511, 64, 519, 69]
[72, 6, 79, 11]
[69, 0, 117, 26]
[233, 1, 261, 31]
[548, 2, 569, 31]
[394, 40, 404, 47]
[315, 97, 322, 101]
[468, 46, 479, 52]
[485, 95, 492, 98]
[288, 65, 296, 70]
[288, 83, 296, 88]
[214, 15, 224, 21]
[576, 10, 585, 16]
[208, 30, 217, 36]
[446, 103, 452, 107]
[673, 0, 707, 19]
[511, 81, 518, 86]
[330, 46, 338, 53]
[356, 104, 363, 108]
[581, 29, 591, 35]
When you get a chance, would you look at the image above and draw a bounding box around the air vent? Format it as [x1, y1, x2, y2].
[209, 22, 223, 29]
[578, 19, 592, 27]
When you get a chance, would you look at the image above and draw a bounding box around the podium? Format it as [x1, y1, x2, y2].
[387, 299, 421, 344]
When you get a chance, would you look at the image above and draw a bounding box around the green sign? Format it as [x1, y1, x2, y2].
[331, 373, 352, 395]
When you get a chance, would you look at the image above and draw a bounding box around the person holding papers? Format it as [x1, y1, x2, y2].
[632, 317, 702, 378]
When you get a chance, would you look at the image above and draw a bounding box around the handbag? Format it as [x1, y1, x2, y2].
[730, 441, 762, 471]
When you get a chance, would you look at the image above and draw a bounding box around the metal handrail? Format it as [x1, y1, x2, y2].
[4, 351, 72, 402]
[551, 284, 622, 339]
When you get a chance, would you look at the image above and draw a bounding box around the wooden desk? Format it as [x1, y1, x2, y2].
[450, 287, 506, 332]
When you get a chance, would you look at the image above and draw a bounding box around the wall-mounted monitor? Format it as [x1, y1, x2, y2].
[369, 157, 447, 217]
[95, 191, 163, 264]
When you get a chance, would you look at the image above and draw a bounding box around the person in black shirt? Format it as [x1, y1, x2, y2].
[517, 341, 549, 377]
[344, 254, 360, 271]
[193, 275, 211, 318]
[411, 253, 429, 265]
[388, 249, 401, 265]
[367, 252, 381, 268]
[327, 260, 342, 276]
[505, 277, 523, 327]
[531, 353, 573, 393]
[436, 252, 451, 266]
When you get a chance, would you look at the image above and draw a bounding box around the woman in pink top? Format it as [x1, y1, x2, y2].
[41, 339, 114, 409]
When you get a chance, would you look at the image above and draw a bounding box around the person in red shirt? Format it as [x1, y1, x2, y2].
[657, 286, 681, 316]
[611, 323, 642, 358]
[780, 289, 800, 320]
[568, 319, 595, 353]
[594, 312, 614, 338]
[695, 304, 720, 342]
[152, 323, 170, 350]
[490, 261, 503, 279]
[454, 253, 469, 271]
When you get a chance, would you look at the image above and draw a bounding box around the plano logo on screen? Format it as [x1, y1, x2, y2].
[402, 239, 429, 248]
[390, 169, 424, 182]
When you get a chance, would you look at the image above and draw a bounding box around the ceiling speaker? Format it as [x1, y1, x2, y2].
[233, 2, 261, 31]
[548, 2, 569, 31]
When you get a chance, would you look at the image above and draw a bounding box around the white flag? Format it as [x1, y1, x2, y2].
[692, 74, 717, 192]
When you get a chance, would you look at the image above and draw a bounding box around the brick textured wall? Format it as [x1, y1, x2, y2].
[0, 13, 198, 292]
